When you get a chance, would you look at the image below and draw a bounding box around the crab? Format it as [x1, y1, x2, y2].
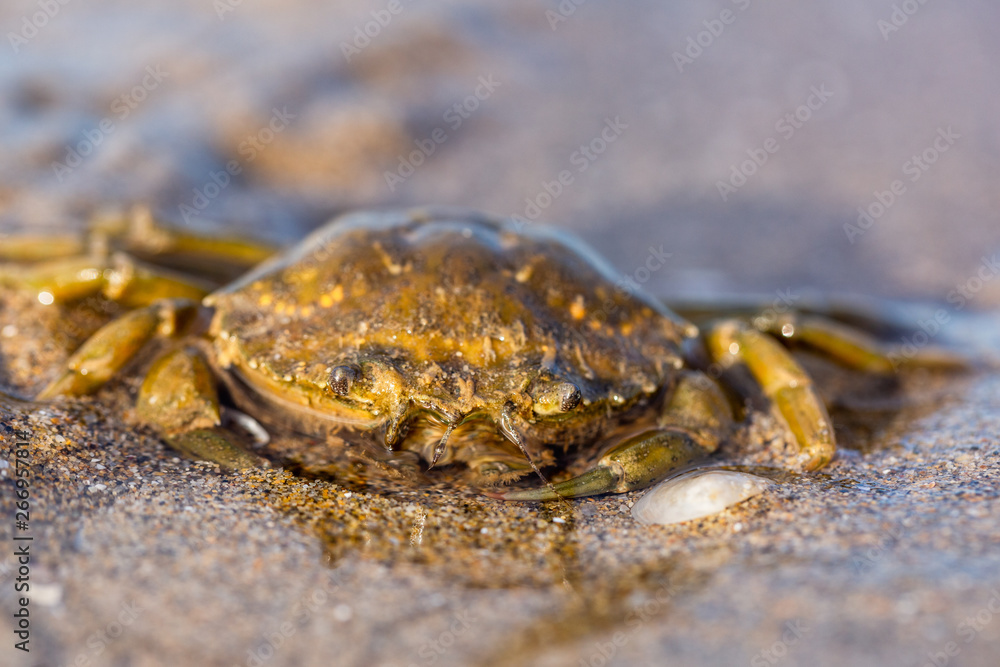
[0, 207, 957, 500]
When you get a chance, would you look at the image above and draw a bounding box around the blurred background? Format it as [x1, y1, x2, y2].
[4, 4, 1000, 666]
[2, 0, 998, 304]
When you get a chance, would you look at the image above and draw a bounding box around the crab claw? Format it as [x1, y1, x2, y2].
[486, 466, 618, 501]
[488, 428, 710, 501]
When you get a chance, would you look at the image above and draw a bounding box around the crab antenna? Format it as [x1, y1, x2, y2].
[428, 421, 458, 469]
[497, 401, 567, 504]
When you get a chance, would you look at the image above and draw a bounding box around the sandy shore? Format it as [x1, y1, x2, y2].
[2, 2, 999, 665]
[1, 290, 999, 667]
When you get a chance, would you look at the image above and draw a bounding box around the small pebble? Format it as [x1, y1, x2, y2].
[32, 583, 63, 607]
[333, 604, 353, 622]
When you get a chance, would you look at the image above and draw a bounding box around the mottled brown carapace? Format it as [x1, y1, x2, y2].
[208, 209, 691, 476]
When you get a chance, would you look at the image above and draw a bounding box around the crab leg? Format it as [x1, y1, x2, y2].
[494, 372, 732, 501]
[36, 299, 201, 399]
[104, 207, 279, 279]
[705, 319, 834, 470]
[759, 313, 969, 372]
[136, 347, 265, 470]
[0, 233, 87, 262]
[1, 207, 279, 289]
[673, 298, 970, 372]
[1, 252, 214, 307]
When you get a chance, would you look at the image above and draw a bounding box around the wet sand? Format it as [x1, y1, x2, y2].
[1, 294, 999, 667]
[2, 2, 1000, 666]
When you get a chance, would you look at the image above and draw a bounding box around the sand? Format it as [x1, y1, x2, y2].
[2, 2, 999, 665]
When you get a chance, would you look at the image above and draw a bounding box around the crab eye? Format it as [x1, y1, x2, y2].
[559, 384, 582, 411]
[531, 380, 582, 416]
[328, 365, 360, 396]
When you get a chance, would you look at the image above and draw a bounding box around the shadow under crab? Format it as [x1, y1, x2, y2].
[0, 207, 966, 500]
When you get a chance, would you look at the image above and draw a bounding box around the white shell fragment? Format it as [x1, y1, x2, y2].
[631, 470, 773, 526]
